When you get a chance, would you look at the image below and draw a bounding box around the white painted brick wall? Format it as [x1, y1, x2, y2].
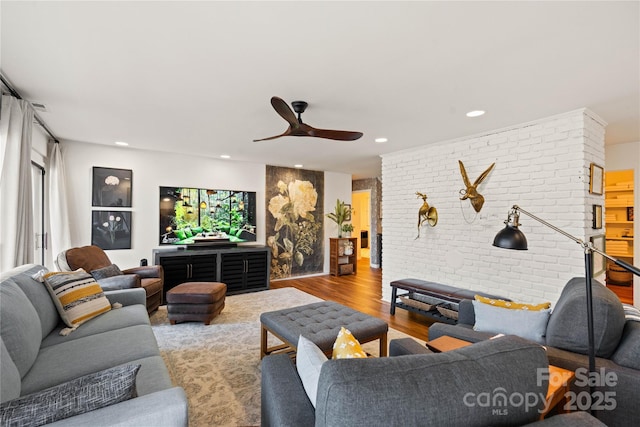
[381, 109, 606, 304]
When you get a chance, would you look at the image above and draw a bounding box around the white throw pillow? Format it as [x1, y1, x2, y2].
[296, 335, 328, 407]
[473, 300, 551, 344]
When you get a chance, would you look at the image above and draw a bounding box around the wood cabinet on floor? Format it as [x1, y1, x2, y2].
[329, 237, 358, 276]
[153, 246, 270, 299]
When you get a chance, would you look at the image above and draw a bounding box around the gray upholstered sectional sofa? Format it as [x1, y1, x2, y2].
[261, 334, 604, 426]
[0, 264, 188, 426]
[428, 277, 639, 427]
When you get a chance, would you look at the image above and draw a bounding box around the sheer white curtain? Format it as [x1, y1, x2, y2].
[47, 141, 71, 267]
[0, 94, 34, 269]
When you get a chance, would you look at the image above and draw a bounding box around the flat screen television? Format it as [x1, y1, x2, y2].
[159, 187, 256, 246]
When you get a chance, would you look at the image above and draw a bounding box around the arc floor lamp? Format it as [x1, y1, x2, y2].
[493, 205, 640, 411]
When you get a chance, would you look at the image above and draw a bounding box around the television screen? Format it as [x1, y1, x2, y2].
[159, 187, 256, 245]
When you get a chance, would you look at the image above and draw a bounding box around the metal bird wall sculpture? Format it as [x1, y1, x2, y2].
[415, 192, 438, 239]
[458, 161, 495, 213]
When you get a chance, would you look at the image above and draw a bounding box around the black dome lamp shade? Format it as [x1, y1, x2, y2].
[493, 208, 528, 250]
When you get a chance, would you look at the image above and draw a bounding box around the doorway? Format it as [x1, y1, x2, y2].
[351, 190, 371, 260]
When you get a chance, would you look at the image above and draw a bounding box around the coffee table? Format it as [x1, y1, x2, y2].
[260, 301, 388, 359]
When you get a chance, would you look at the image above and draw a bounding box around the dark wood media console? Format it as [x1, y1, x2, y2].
[153, 245, 271, 300]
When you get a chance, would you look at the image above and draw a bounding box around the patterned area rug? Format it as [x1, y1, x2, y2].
[150, 287, 421, 427]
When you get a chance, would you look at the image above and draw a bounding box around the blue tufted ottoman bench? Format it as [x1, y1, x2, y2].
[260, 301, 389, 359]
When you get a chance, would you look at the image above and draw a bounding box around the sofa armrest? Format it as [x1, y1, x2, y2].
[46, 387, 188, 427]
[123, 265, 163, 280]
[457, 299, 475, 326]
[104, 288, 147, 307]
[389, 338, 432, 356]
[261, 354, 315, 427]
[97, 274, 141, 291]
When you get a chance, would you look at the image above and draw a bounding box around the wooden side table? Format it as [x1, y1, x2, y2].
[539, 365, 575, 419]
[425, 335, 472, 352]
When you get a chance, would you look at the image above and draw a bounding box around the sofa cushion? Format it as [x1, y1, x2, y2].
[40, 304, 150, 348]
[296, 335, 327, 407]
[611, 320, 640, 370]
[90, 264, 123, 281]
[315, 336, 549, 426]
[0, 338, 21, 403]
[546, 277, 625, 358]
[0, 364, 140, 427]
[63, 245, 111, 272]
[9, 265, 59, 338]
[472, 300, 550, 344]
[43, 270, 112, 330]
[20, 325, 159, 395]
[0, 280, 41, 378]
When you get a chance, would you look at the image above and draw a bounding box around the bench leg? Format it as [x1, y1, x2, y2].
[390, 286, 398, 315]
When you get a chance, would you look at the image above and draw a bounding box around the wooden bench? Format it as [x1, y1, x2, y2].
[390, 278, 508, 324]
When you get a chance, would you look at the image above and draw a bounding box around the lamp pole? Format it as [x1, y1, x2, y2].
[495, 205, 640, 414]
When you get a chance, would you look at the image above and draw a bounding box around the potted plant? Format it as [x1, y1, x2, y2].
[326, 199, 352, 237]
[341, 223, 354, 238]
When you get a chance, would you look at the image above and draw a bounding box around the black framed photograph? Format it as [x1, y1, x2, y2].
[91, 211, 132, 250]
[592, 204, 603, 229]
[92, 167, 132, 207]
[589, 163, 604, 195]
[590, 234, 605, 277]
[344, 204, 352, 221]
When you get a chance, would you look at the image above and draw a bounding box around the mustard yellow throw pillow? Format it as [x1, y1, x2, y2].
[332, 327, 367, 359]
[474, 294, 551, 311]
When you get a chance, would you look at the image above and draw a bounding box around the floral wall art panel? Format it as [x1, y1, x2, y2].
[266, 166, 324, 279]
[92, 167, 132, 207]
[91, 211, 132, 250]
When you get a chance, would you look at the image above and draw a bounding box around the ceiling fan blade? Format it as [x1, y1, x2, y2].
[253, 127, 292, 142]
[307, 127, 363, 141]
[270, 96, 298, 127]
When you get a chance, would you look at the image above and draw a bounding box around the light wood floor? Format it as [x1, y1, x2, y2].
[270, 258, 432, 342]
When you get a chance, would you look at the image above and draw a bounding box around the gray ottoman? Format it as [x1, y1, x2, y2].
[260, 301, 388, 358]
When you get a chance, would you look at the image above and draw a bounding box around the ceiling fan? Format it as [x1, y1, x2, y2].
[253, 96, 363, 142]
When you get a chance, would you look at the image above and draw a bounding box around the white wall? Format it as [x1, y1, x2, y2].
[61, 141, 351, 274]
[381, 109, 605, 304]
[605, 141, 640, 306]
[323, 172, 353, 273]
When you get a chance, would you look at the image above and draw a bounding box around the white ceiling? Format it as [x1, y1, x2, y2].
[2, 1, 638, 179]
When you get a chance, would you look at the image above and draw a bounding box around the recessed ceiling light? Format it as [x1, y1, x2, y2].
[220, 154, 231, 159]
[375, 137, 388, 143]
[294, 164, 303, 168]
[466, 110, 485, 118]
[114, 141, 129, 146]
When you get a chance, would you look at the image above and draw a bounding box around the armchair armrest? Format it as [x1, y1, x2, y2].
[97, 274, 141, 291]
[104, 288, 146, 307]
[123, 265, 163, 280]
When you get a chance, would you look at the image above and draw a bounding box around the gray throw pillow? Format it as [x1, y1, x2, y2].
[90, 264, 123, 281]
[472, 300, 551, 344]
[0, 364, 140, 427]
